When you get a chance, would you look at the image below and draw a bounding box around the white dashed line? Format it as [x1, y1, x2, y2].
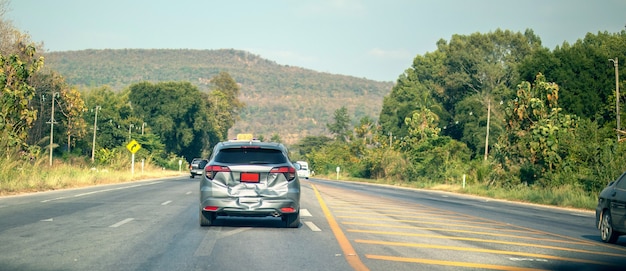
[186, 191, 192, 195]
[109, 218, 134, 228]
[304, 221, 321, 231]
[41, 181, 163, 203]
[161, 200, 172, 205]
[301, 209, 312, 217]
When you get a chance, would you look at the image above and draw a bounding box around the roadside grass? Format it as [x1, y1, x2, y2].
[0, 157, 185, 197]
[2, 158, 598, 211]
[316, 174, 598, 211]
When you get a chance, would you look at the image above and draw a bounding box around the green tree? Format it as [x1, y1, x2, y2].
[495, 73, 578, 185]
[82, 87, 131, 148]
[27, 71, 88, 154]
[270, 133, 282, 143]
[0, 41, 44, 153]
[327, 106, 351, 141]
[439, 29, 540, 160]
[295, 135, 332, 157]
[354, 116, 375, 144]
[379, 51, 446, 140]
[128, 81, 215, 161]
[209, 72, 245, 140]
[519, 31, 626, 126]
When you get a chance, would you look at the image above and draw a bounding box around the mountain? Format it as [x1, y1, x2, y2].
[43, 49, 394, 144]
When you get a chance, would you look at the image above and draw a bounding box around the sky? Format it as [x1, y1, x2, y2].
[6, 0, 626, 82]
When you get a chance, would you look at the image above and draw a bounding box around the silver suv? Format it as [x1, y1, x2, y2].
[199, 140, 301, 228]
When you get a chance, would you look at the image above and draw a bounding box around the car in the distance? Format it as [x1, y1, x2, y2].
[295, 160, 310, 179]
[595, 171, 626, 243]
[189, 158, 208, 178]
[199, 139, 300, 228]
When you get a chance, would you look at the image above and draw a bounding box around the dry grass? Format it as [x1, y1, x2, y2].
[0, 157, 185, 196]
[316, 174, 597, 211]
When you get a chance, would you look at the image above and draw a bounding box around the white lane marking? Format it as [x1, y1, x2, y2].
[186, 191, 192, 195]
[40, 218, 53, 222]
[195, 227, 252, 257]
[161, 200, 172, 205]
[109, 218, 134, 228]
[41, 182, 163, 203]
[304, 221, 321, 232]
[300, 209, 312, 217]
[509, 258, 548, 262]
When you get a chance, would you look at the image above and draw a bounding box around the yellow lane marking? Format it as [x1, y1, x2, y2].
[347, 229, 626, 258]
[342, 221, 536, 235]
[311, 184, 369, 271]
[330, 204, 451, 212]
[365, 254, 549, 271]
[332, 209, 462, 218]
[356, 239, 616, 267]
[341, 222, 588, 245]
[338, 215, 501, 226]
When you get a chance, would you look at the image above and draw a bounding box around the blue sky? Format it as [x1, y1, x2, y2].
[6, 0, 625, 82]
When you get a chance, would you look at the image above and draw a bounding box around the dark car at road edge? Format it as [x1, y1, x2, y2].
[595, 171, 626, 243]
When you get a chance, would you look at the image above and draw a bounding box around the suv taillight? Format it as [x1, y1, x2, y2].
[270, 166, 296, 181]
[205, 165, 231, 180]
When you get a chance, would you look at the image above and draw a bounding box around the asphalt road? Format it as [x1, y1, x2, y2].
[1, 176, 625, 271]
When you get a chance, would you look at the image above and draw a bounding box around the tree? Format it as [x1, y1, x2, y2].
[83, 86, 131, 147]
[270, 133, 282, 143]
[354, 116, 375, 144]
[379, 51, 446, 140]
[0, 41, 44, 153]
[129, 81, 215, 161]
[296, 135, 332, 157]
[519, 31, 626, 126]
[27, 71, 87, 154]
[327, 106, 351, 141]
[209, 72, 245, 140]
[495, 73, 578, 185]
[439, 29, 540, 160]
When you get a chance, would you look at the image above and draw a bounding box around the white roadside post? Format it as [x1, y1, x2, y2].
[463, 174, 466, 189]
[178, 160, 183, 172]
[336, 166, 340, 180]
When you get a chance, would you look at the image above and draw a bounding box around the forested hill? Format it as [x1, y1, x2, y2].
[43, 49, 394, 144]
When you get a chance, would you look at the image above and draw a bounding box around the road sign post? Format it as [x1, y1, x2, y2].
[126, 140, 142, 175]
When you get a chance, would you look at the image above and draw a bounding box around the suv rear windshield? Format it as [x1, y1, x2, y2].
[214, 148, 288, 164]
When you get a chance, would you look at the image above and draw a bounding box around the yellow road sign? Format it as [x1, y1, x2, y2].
[126, 139, 141, 154]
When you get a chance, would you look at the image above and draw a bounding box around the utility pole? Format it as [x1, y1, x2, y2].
[47, 92, 59, 166]
[128, 124, 134, 140]
[91, 106, 100, 163]
[484, 99, 491, 161]
[610, 58, 620, 141]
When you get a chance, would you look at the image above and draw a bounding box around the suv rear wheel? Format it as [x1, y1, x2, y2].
[283, 211, 300, 228]
[200, 210, 216, 226]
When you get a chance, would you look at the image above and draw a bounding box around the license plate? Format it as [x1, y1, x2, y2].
[240, 172, 260, 183]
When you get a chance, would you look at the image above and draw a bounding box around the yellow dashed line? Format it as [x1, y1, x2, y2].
[356, 239, 617, 267]
[341, 222, 589, 245]
[347, 229, 626, 258]
[365, 254, 550, 271]
[342, 221, 534, 235]
[338, 215, 499, 226]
